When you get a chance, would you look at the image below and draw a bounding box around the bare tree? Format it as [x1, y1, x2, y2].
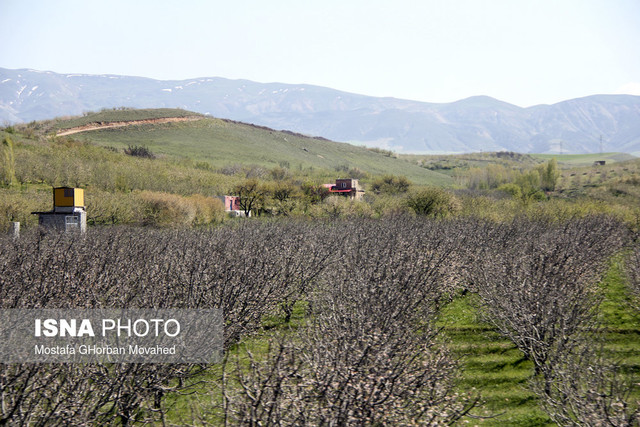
[220, 216, 477, 425]
[464, 215, 637, 425]
[626, 237, 640, 312]
[465, 216, 629, 375]
[0, 222, 323, 424]
[530, 338, 640, 426]
[1, 215, 631, 425]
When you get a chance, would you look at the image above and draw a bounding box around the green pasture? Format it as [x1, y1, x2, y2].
[533, 152, 636, 167]
[45, 109, 453, 187]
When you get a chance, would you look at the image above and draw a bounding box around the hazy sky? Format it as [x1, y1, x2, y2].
[1, 0, 639, 107]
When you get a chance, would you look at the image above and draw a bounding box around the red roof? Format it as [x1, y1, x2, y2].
[329, 189, 352, 193]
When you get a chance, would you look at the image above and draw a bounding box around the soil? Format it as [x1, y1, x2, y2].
[56, 116, 202, 136]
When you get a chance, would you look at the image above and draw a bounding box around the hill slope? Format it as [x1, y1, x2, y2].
[2, 68, 640, 154]
[46, 109, 452, 186]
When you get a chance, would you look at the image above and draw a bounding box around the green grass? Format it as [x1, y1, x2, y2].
[598, 255, 640, 384]
[43, 110, 453, 186]
[48, 108, 203, 130]
[533, 152, 637, 167]
[436, 257, 640, 426]
[164, 301, 309, 425]
[89, 120, 452, 186]
[438, 295, 554, 426]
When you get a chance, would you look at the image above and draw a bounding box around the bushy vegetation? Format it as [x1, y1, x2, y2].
[1, 135, 17, 186]
[461, 158, 559, 200]
[3, 110, 640, 234]
[123, 144, 155, 159]
[369, 174, 411, 194]
[405, 186, 461, 217]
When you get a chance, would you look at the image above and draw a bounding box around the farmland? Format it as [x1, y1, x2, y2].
[1, 109, 640, 424]
[0, 216, 639, 425]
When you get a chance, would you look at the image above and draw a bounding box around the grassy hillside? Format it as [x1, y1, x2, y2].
[49, 108, 452, 186]
[48, 108, 204, 131]
[0, 108, 455, 230]
[2, 108, 640, 231]
[533, 152, 637, 166]
[401, 151, 637, 175]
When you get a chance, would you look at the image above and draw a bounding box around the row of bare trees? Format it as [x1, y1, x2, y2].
[0, 223, 331, 425]
[220, 218, 476, 425]
[464, 216, 640, 425]
[627, 233, 640, 312]
[0, 215, 638, 424]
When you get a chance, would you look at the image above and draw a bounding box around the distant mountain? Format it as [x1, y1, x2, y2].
[1, 68, 639, 154]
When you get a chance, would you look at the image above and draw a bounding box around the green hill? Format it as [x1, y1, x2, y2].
[49, 108, 452, 186]
[0, 108, 455, 230]
[3, 108, 639, 231]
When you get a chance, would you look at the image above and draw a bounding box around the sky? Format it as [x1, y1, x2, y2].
[1, 0, 639, 107]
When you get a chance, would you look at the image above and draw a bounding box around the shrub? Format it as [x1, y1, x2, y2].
[0, 188, 48, 230]
[124, 145, 155, 159]
[369, 193, 412, 217]
[1, 136, 17, 186]
[370, 174, 411, 194]
[269, 166, 289, 181]
[300, 182, 330, 205]
[138, 191, 196, 226]
[86, 190, 144, 225]
[405, 187, 460, 218]
[187, 194, 225, 226]
[137, 192, 226, 227]
[312, 196, 375, 219]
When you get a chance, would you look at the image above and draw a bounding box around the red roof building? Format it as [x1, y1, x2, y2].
[324, 178, 365, 200]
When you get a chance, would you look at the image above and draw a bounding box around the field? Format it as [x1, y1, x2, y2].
[48, 108, 452, 186]
[1, 216, 639, 425]
[1, 109, 640, 425]
[533, 152, 637, 166]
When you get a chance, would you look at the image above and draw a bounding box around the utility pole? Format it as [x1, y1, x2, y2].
[599, 135, 603, 155]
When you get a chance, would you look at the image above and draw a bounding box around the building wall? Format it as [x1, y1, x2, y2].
[216, 196, 248, 217]
[217, 196, 241, 211]
[333, 179, 364, 200]
[335, 179, 354, 190]
[38, 211, 87, 233]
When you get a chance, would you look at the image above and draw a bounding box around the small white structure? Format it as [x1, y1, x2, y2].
[10, 221, 19, 239]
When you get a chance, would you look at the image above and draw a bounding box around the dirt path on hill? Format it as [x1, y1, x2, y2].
[56, 116, 202, 136]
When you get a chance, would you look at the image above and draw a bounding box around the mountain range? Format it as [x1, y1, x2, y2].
[1, 67, 639, 155]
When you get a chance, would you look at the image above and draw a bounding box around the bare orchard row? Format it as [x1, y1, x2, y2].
[0, 216, 638, 425]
